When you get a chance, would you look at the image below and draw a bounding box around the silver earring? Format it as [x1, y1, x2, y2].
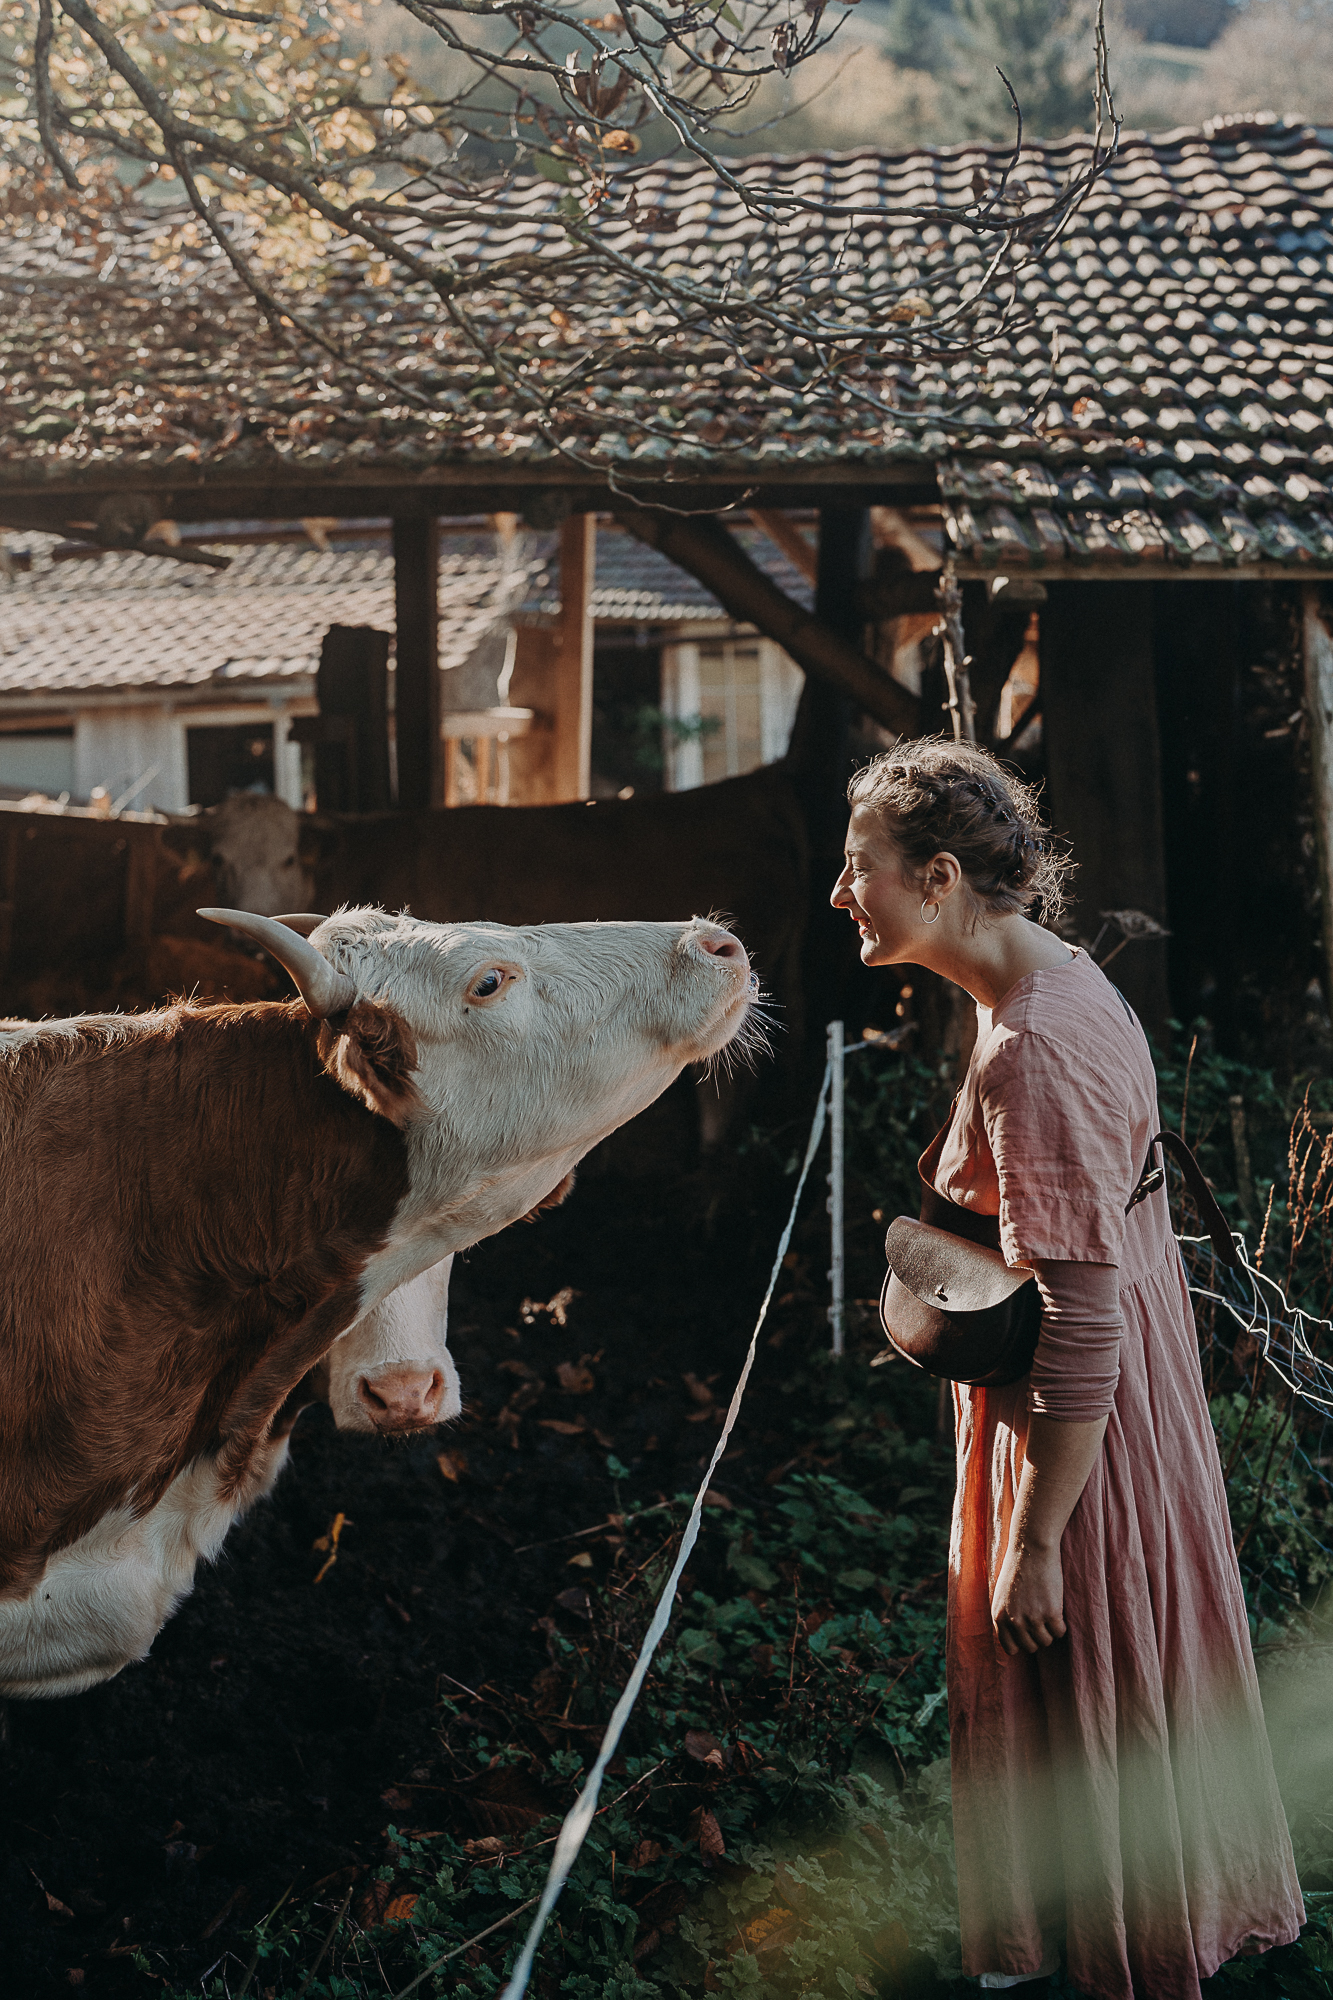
[921, 898, 941, 924]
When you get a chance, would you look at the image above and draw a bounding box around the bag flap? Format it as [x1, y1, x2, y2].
[884, 1215, 1033, 1315]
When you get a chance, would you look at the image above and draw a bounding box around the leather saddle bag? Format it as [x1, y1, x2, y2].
[879, 1123, 1236, 1389]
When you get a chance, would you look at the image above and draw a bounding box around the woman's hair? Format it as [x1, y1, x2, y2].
[847, 738, 1073, 926]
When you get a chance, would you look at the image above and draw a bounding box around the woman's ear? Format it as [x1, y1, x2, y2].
[926, 851, 965, 901]
[321, 1002, 421, 1124]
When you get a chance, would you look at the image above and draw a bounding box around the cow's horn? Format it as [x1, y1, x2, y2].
[274, 913, 330, 938]
[197, 908, 357, 1018]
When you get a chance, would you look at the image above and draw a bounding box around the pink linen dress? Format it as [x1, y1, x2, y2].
[932, 949, 1303, 2000]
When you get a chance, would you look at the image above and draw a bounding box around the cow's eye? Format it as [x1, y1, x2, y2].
[469, 968, 508, 1001]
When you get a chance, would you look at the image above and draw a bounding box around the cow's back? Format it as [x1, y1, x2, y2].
[0, 1005, 410, 1595]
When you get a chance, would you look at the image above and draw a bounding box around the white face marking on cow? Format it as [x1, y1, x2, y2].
[296, 908, 755, 1307]
[203, 794, 315, 917]
[324, 1257, 461, 1435]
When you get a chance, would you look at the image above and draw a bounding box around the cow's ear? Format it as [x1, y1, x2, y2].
[323, 1001, 421, 1125]
[519, 1169, 577, 1223]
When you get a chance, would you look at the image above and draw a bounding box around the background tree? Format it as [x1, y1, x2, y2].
[0, 0, 1117, 469]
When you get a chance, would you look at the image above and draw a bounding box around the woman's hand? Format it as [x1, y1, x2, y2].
[991, 1538, 1066, 1655]
[991, 1410, 1108, 1656]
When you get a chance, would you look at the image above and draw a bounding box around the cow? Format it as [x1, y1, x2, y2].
[171, 768, 810, 1074]
[0, 906, 754, 1697]
[0, 1264, 461, 1700]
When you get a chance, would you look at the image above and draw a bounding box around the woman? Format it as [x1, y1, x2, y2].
[831, 740, 1303, 2000]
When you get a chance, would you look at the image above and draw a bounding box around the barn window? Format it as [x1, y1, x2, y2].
[659, 639, 802, 791]
[0, 724, 74, 801]
[186, 722, 276, 807]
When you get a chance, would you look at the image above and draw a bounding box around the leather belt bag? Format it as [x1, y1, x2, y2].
[879, 1123, 1236, 1388]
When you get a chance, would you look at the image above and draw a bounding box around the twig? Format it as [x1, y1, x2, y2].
[388, 1895, 542, 2000]
[234, 1882, 293, 1997]
[294, 1884, 353, 1998]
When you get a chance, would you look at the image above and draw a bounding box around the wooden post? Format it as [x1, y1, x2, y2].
[392, 517, 440, 809]
[1301, 585, 1333, 1011]
[1041, 581, 1171, 1037]
[551, 513, 596, 801]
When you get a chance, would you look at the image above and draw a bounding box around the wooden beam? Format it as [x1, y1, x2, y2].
[749, 508, 817, 583]
[615, 508, 919, 738]
[392, 516, 439, 809]
[1302, 585, 1333, 1010]
[551, 514, 596, 801]
[1040, 581, 1171, 1037]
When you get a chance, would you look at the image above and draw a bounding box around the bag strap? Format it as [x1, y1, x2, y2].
[1107, 979, 1237, 1267]
[1126, 1131, 1237, 1268]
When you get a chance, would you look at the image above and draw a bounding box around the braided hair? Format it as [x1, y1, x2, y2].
[847, 739, 1073, 926]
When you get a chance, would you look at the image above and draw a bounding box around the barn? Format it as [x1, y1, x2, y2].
[5, 111, 1333, 1049]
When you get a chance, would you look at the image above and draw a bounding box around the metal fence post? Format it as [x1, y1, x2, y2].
[827, 1019, 845, 1357]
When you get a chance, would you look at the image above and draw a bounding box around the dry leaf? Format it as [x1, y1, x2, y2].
[728, 1904, 801, 1959]
[45, 1891, 74, 1919]
[383, 1893, 418, 1924]
[684, 1728, 726, 1769]
[694, 1807, 725, 1862]
[380, 1786, 412, 1810]
[437, 1448, 467, 1483]
[556, 1358, 596, 1395]
[539, 1418, 586, 1436]
[567, 1550, 594, 1568]
[463, 1834, 508, 1857]
[628, 1838, 664, 1869]
[682, 1372, 714, 1406]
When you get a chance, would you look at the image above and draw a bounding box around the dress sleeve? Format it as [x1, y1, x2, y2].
[978, 1028, 1136, 1267]
[1028, 1260, 1122, 1421]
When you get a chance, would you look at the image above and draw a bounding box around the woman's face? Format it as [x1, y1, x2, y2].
[831, 805, 931, 966]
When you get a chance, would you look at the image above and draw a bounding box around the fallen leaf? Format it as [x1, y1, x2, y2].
[380, 1786, 413, 1811]
[538, 1418, 586, 1436]
[682, 1372, 714, 1406]
[65, 1974, 85, 1989]
[774, 1860, 809, 1912]
[46, 1891, 74, 1919]
[354, 1881, 393, 1928]
[684, 1728, 726, 1769]
[727, 1905, 801, 1959]
[437, 1448, 467, 1483]
[463, 1834, 508, 1858]
[567, 1550, 594, 1568]
[627, 1838, 664, 1870]
[383, 1893, 418, 1923]
[702, 1491, 732, 1509]
[693, 1807, 726, 1863]
[312, 1511, 350, 1583]
[555, 1586, 592, 1618]
[556, 1358, 596, 1395]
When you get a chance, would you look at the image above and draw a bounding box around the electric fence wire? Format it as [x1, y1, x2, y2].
[1181, 1230, 1333, 1419]
[497, 1056, 836, 2000]
[494, 1076, 1333, 1997]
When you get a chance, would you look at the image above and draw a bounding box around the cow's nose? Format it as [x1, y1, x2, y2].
[357, 1366, 447, 1430]
[689, 925, 750, 972]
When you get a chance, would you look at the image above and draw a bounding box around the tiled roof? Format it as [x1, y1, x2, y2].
[6, 119, 1333, 572]
[0, 538, 520, 699]
[0, 525, 806, 701]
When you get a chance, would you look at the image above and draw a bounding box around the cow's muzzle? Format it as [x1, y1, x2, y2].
[356, 1364, 451, 1432]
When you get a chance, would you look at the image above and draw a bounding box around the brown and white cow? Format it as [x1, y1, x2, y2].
[0, 906, 754, 1696]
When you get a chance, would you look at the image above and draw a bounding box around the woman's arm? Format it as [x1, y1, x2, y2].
[990, 1258, 1120, 1655]
[991, 1412, 1107, 1654]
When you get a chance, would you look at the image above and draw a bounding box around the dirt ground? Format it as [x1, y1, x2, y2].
[0, 1123, 860, 1998]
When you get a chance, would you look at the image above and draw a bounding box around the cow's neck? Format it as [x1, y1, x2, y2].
[0, 1002, 410, 1596]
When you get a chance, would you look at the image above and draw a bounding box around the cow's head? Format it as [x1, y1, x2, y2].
[313, 1257, 461, 1434]
[190, 795, 315, 918]
[198, 903, 757, 1257]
